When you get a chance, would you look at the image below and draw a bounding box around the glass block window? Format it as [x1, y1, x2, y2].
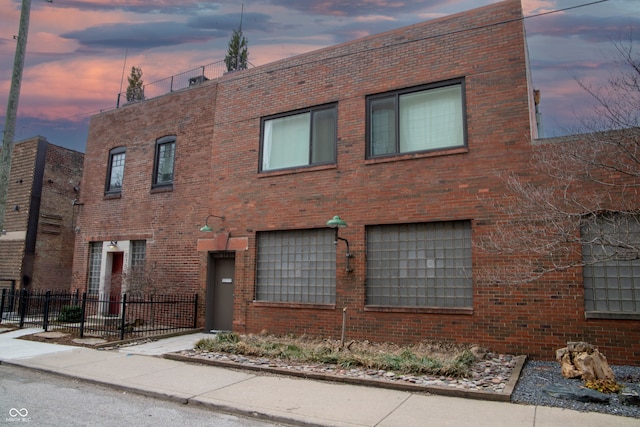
[582, 214, 640, 317]
[366, 221, 472, 308]
[131, 240, 146, 269]
[256, 229, 336, 304]
[88, 242, 103, 295]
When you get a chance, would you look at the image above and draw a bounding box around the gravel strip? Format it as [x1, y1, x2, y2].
[511, 360, 640, 419]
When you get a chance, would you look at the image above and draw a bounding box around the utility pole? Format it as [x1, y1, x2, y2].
[0, 0, 33, 232]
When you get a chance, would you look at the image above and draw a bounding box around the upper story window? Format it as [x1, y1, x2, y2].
[260, 104, 337, 172]
[106, 146, 126, 194]
[367, 80, 466, 158]
[153, 136, 176, 187]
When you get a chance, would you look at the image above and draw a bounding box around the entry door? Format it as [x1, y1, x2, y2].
[109, 252, 124, 315]
[205, 254, 235, 332]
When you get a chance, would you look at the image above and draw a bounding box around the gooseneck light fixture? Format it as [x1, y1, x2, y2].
[326, 215, 353, 272]
[108, 241, 118, 249]
[200, 214, 225, 232]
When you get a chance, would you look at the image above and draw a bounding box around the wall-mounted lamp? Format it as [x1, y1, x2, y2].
[199, 214, 225, 232]
[108, 241, 118, 249]
[326, 215, 353, 272]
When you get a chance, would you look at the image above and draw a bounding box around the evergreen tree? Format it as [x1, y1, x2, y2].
[224, 28, 248, 72]
[126, 66, 144, 102]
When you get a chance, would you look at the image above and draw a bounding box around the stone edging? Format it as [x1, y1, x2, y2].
[164, 352, 527, 402]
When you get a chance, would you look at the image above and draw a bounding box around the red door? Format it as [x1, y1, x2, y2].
[109, 252, 124, 315]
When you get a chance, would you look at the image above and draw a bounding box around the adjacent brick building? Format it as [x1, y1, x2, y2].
[0, 136, 84, 293]
[70, 0, 640, 364]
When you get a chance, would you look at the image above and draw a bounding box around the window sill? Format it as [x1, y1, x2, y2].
[252, 301, 336, 310]
[258, 163, 336, 178]
[151, 185, 173, 194]
[585, 311, 640, 320]
[103, 192, 122, 200]
[365, 305, 473, 315]
[365, 146, 468, 165]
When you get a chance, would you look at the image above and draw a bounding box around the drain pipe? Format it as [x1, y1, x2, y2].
[341, 307, 348, 347]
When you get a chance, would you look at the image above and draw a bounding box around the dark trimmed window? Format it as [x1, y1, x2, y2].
[260, 104, 337, 171]
[582, 214, 640, 319]
[366, 221, 472, 308]
[106, 146, 126, 193]
[256, 229, 336, 304]
[367, 80, 466, 158]
[153, 136, 176, 187]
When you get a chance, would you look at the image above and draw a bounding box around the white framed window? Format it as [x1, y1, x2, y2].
[256, 229, 336, 304]
[366, 221, 472, 308]
[582, 214, 640, 319]
[260, 104, 336, 171]
[367, 80, 466, 157]
[88, 242, 103, 295]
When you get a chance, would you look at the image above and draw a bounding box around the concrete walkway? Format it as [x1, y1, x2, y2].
[0, 329, 637, 427]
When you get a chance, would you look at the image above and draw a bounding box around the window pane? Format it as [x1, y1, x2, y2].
[156, 142, 175, 184]
[311, 108, 336, 164]
[582, 214, 640, 315]
[370, 97, 396, 155]
[399, 85, 463, 152]
[366, 221, 472, 308]
[109, 152, 125, 191]
[262, 113, 310, 170]
[88, 242, 103, 295]
[256, 229, 335, 304]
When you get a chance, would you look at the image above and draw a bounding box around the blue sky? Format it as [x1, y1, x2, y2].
[0, 0, 638, 153]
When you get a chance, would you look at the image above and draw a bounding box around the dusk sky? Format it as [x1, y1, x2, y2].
[0, 0, 638, 153]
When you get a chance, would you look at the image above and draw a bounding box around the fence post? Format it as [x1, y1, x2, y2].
[9, 279, 15, 311]
[170, 75, 174, 92]
[19, 289, 28, 328]
[80, 292, 87, 338]
[119, 294, 127, 341]
[0, 288, 5, 324]
[193, 293, 198, 329]
[43, 290, 51, 331]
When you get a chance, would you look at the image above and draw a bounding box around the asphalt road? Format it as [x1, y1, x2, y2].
[0, 364, 281, 426]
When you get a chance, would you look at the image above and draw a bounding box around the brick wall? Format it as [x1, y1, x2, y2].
[0, 138, 38, 287]
[32, 144, 84, 290]
[71, 0, 640, 364]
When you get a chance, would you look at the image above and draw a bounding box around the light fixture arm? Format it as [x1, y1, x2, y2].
[334, 231, 353, 273]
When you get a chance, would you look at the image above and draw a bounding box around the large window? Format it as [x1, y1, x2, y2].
[106, 146, 126, 193]
[153, 136, 176, 187]
[88, 242, 103, 295]
[582, 214, 640, 318]
[260, 104, 336, 171]
[366, 221, 472, 308]
[256, 229, 336, 304]
[367, 80, 465, 158]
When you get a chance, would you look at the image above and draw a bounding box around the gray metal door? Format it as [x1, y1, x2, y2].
[205, 254, 235, 332]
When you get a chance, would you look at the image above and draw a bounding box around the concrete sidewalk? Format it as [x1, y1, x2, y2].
[0, 329, 637, 427]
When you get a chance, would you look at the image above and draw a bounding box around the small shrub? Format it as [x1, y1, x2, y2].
[57, 305, 82, 323]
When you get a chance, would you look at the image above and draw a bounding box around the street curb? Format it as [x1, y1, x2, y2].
[164, 352, 528, 402]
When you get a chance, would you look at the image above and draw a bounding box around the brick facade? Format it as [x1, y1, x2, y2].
[71, 0, 640, 364]
[0, 136, 83, 292]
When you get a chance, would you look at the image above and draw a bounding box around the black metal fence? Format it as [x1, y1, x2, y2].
[0, 289, 198, 341]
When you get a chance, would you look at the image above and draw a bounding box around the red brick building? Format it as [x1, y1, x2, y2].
[0, 136, 84, 293]
[70, 0, 640, 364]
